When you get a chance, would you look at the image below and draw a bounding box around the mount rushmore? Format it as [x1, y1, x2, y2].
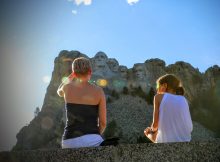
[12, 50, 220, 150]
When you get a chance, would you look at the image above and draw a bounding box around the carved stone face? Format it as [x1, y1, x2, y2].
[94, 52, 108, 68]
[133, 64, 146, 80]
[107, 58, 119, 72]
[119, 66, 128, 78]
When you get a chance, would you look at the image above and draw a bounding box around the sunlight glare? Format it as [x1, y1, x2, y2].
[42, 75, 51, 83]
[97, 79, 108, 87]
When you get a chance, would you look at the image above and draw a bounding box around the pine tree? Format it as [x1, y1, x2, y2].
[34, 107, 40, 117]
[122, 86, 129, 95]
[147, 87, 155, 105]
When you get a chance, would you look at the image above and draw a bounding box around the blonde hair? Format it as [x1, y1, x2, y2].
[72, 57, 91, 75]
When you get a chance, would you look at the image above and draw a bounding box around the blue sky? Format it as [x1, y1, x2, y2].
[0, 0, 220, 151]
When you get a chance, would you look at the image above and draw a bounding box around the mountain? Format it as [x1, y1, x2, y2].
[12, 50, 220, 150]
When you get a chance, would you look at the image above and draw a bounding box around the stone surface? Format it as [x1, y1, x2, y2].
[1, 139, 220, 162]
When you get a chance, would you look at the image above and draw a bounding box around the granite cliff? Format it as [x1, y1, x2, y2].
[12, 50, 220, 150]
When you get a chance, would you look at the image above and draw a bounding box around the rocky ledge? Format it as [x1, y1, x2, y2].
[1, 139, 220, 162]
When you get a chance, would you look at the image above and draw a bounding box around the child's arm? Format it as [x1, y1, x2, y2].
[151, 94, 161, 132]
[144, 94, 161, 138]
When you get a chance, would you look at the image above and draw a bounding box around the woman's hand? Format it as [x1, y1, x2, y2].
[67, 72, 75, 81]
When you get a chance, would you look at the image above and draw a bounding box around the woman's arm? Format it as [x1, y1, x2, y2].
[98, 88, 107, 134]
[57, 73, 75, 97]
[57, 83, 65, 97]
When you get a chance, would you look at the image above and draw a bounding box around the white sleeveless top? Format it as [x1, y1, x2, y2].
[155, 93, 193, 143]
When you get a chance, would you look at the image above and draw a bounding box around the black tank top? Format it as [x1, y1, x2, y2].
[62, 103, 100, 140]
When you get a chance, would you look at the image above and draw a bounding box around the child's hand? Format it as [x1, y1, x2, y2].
[144, 127, 151, 135]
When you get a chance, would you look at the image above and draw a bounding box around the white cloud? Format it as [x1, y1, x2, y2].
[75, 0, 92, 6]
[68, 0, 140, 6]
[127, 0, 140, 5]
[42, 76, 51, 84]
[72, 10, 78, 15]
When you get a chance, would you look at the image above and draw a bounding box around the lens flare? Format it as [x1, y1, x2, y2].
[156, 83, 159, 90]
[75, 78, 82, 84]
[62, 77, 70, 84]
[113, 80, 126, 88]
[88, 79, 96, 84]
[97, 79, 108, 87]
[42, 75, 51, 83]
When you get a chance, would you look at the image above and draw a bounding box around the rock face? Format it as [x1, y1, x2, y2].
[2, 140, 220, 162]
[12, 50, 220, 150]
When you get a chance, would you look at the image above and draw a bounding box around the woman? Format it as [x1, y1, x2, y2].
[57, 57, 106, 148]
[144, 74, 193, 143]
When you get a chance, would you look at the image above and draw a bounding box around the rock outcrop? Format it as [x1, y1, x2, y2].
[12, 50, 220, 150]
[2, 139, 220, 162]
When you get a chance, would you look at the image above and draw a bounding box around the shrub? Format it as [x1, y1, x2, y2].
[103, 120, 117, 138]
[146, 87, 155, 105]
[122, 86, 129, 95]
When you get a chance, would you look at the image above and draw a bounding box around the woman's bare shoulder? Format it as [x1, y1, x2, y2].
[62, 81, 77, 92]
[63, 82, 73, 89]
[154, 93, 164, 102]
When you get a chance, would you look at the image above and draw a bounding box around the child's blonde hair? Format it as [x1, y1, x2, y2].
[156, 74, 185, 95]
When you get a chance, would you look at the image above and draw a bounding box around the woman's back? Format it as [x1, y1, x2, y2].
[156, 93, 193, 143]
[62, 81, 103, 139]
[63, 81, 101, 105]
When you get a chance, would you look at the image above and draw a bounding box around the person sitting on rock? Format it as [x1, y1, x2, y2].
[144, 74, 193, 143]
[57, 57, 106, 148]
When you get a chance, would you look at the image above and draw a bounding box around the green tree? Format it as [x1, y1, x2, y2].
[146, 87, 155, 105]
[122, 86, 129, 95]
[34, 107, 40, 117]
[131, 86, 147, 99]
[111, 90, 120, 100]
[107, 97, 113, 103]
[103, 120, 117, 138]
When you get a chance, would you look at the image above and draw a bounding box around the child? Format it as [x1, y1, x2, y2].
[144, 74, 193, 143]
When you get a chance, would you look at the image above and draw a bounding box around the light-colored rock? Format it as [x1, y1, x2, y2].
[91, 51, 114, 78]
